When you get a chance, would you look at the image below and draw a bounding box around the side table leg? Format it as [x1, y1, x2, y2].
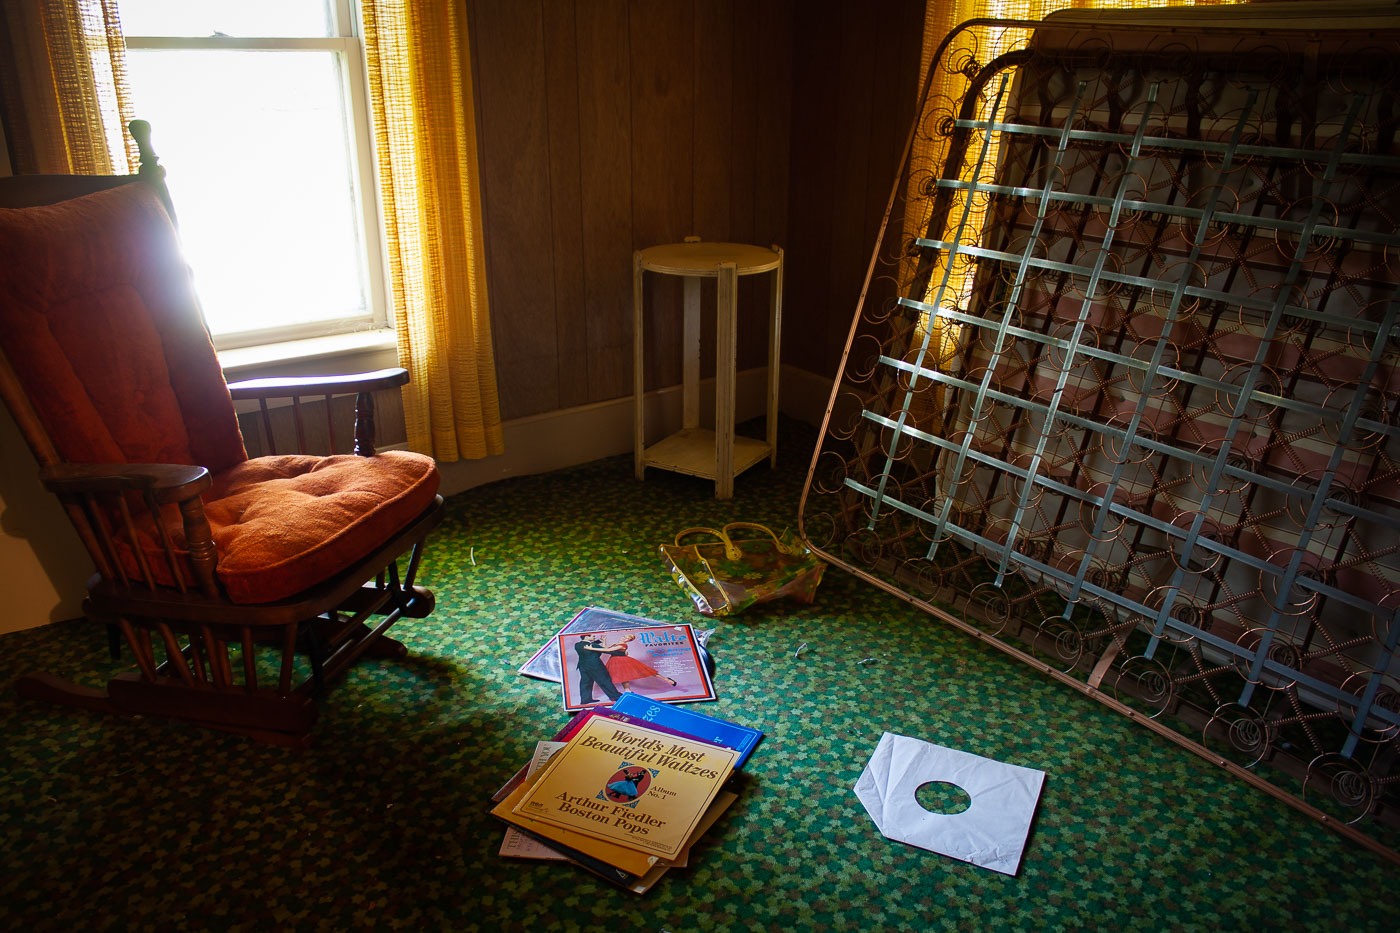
[715, 261, 738, 499]
[767, 246, 784, 468]
[682, 276, 701, 430]
[633, 252, 647, 480]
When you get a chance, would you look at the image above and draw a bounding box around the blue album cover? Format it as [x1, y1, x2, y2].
[612, 693, 763, 767]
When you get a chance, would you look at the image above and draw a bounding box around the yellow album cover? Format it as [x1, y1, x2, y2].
[627, 790, 738, 895]
[490, 772, 660, 877]
[513, 716, 738, 860]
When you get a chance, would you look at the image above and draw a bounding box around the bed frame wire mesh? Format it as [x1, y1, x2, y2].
[799, 18, 1400, 863]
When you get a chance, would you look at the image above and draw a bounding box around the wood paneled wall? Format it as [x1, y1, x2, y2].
[783, 0, 927, 383]
[468, 0, 796, 421]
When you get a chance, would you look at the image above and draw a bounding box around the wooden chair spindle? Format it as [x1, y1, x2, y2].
[292, 396, 307, 454]
[241, 628, 257, 692]
[324, 394, 337, 452]
[354, 391, 376, 456]
[185, 637, 207, 684]
[258, 397, 276, 455]
[114, 494, 156, 588]
[156, 623, 195, 685]
[145, 489, 188, 595]
[83, 496, 129, 587]
[202, 626, 230, 688]
[178, 496, 219, 599]
[62, 498, 116, 579]
[278, 625, 297, 695]
[120, 618, 159, 681]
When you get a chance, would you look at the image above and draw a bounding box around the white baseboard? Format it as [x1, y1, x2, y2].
[437, 364, 834, 496]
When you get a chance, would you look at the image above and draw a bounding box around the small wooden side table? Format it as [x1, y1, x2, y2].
[633, 237, 783, 499]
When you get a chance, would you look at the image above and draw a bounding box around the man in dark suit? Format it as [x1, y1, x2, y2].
[574, 633, 624, 703]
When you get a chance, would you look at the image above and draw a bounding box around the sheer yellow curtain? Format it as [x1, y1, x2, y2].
[904, 0, 1244, 353]
[361, 1, 504, 462]
[0, 0, 137, 175]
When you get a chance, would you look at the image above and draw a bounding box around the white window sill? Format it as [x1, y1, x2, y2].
[218, 329, 400, 383]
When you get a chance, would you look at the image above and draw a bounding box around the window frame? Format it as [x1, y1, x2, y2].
[121, 0, 391, 353]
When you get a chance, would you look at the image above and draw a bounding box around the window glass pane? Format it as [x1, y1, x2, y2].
[120, 0, 331, 38]
[125, 49, 369, 339]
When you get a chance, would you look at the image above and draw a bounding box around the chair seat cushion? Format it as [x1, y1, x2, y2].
[205, 451, 440, 603]
[122, 451, 440, 604]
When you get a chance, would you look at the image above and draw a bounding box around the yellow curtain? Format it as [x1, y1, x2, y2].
[904, 0, 1244, 350]
[0, 0, 137, 175]
[361, 1, 504, 462]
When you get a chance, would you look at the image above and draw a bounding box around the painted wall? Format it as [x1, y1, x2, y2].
[0, 405, 92, 632]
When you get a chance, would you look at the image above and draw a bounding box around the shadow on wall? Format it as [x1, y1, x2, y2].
[0, 403, 90, 632]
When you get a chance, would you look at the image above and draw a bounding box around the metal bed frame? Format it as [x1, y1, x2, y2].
[800, 16, 1400, 864]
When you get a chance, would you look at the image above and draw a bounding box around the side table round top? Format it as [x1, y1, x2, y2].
[638, 241, 781, 277]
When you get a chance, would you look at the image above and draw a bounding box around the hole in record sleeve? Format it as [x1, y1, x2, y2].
[915, 780, 973, 816]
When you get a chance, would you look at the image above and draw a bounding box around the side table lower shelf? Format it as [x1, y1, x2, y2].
[639, 428, 771, 482]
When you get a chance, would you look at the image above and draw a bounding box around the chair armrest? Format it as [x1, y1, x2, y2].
[40, 463, 211, 504]
[40, 463, 220, 599]
[225, 368, 409, 400]
[225, 369, 408, 457]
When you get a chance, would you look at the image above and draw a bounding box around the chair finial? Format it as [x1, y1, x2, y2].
[127, 119, 176, 221]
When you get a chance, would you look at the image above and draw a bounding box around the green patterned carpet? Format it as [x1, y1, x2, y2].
[0, 421, 1394, 932]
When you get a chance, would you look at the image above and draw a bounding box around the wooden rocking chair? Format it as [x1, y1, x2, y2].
[0, 123, 445, 746]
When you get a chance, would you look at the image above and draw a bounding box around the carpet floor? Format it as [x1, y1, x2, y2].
[0, 420, 1393, 932]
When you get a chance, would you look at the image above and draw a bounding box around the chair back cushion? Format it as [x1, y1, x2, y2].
[0, 182, 246, 471]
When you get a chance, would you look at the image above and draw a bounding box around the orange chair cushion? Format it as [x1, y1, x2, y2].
[128, 451, 440, 604]
[0, 183, 248, 472]
[207, 451, 440, 603]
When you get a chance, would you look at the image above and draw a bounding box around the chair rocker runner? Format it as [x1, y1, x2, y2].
[0, 122, 446, 746]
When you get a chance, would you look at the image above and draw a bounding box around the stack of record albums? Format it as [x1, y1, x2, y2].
[498, 607, 762, 894]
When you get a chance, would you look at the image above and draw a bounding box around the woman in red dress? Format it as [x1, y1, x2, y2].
[604, 634, 678, 692]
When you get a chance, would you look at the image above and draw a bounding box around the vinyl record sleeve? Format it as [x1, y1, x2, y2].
[558, 623, 717, 712]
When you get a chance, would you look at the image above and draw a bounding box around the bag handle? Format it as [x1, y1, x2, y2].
[674, 527, 741, 560]
[722, 522, 796, 556]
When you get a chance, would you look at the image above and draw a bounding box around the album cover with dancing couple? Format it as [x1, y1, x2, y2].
[558, 623, 716, 712]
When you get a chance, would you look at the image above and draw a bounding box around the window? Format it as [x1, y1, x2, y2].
[120, 0, 387, 350]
